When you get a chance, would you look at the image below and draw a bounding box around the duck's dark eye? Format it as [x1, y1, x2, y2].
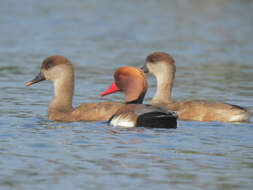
[44, 62, 53, 70]
[42, 57, 56, 70]
[149, 57, 154, 63]
[146, 54, 159, 63]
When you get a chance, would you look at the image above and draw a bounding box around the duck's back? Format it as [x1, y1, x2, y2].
[154, 100, 251, 122]
[72, 102, 125, 121]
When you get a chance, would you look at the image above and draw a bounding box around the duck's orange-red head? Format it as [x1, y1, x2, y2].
[101, 66, 147, 103]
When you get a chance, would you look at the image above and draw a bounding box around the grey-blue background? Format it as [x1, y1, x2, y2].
[0, 0, 253, 189]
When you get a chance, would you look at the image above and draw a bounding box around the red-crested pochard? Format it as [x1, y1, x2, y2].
[141, 52, 252, 122]
[26, 55, 126, 122]
[101, 66, 177, 128]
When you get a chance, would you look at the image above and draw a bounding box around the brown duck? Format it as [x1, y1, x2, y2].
[26, 55, 125, 122]
[141, 52, 252, 122]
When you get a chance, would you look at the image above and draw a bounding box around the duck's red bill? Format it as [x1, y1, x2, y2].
[100, 82, 119, 96]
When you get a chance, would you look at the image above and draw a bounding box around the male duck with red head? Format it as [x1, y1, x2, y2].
[101, 66, 177, 128]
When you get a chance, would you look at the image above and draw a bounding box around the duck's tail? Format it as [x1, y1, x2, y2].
[230, 110, 253, 122]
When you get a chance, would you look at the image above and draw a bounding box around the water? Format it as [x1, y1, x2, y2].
[0, 0, 253, 189]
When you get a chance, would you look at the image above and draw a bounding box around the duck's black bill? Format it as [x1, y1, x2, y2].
[25, 72, 45, 86]
[140, 65, 149, 73]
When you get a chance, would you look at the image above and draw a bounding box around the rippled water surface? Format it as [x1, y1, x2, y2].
[1, 0, 253, 189]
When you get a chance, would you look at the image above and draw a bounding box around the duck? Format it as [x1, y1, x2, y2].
[26, 55, 126, 122]
[100, 66, 177, 128]
[141, 52, 252, 122]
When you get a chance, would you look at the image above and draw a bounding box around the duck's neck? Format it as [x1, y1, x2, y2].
[125, 91, 145, 104]
[48, 72, 74, 113]
[124, 81, 146, 104]
[151, 71, 174, 104]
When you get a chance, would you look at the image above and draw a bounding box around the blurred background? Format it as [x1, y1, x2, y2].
[0, 0, 253, 189]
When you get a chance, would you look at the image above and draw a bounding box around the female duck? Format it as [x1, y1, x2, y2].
[26, 55, 125, 122]
[101, 66, 177, 128]
[141, 52, 252, 122]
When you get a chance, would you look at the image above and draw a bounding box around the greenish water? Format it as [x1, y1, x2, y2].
[0, 0, 253, 189]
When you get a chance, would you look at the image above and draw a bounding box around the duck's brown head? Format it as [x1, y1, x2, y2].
[101, 66, 148, 104]
[26, 55, 73, 86]
[141, 52, 175, 76]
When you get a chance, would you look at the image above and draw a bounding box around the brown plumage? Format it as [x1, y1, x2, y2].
[101, 66, 177, 128]
[142, 52, 252, 122]
[26, 55, 125, 122]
